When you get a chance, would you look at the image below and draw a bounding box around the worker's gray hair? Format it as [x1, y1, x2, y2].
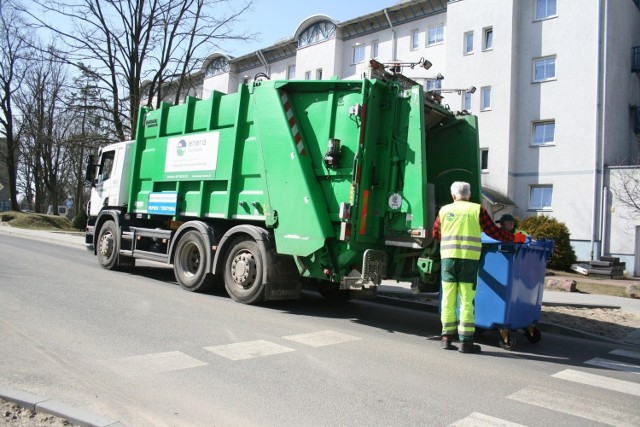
[451, 181, 471, 200]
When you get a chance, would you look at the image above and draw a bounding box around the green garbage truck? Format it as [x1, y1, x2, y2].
[85, 60, 481, 304]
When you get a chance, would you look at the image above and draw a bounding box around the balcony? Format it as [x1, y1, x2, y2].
[633, 46, 640, 73]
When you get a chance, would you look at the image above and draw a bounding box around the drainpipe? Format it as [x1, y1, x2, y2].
[256, 50, 270, 76]
[591, 0, 607, 260]
[383, 9, 397, 62]
[601, 186, 608, 255]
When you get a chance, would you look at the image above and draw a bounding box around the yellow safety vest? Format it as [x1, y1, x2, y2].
[439, 201, 482, 260]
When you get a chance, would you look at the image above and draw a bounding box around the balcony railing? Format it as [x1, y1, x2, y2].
[633, 46, 640, 73]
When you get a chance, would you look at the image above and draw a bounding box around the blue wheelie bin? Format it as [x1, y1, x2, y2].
[474, 234, 554, 350]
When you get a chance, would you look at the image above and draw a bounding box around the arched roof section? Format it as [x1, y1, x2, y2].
[293, 15, 338, 48]
[201, 52, 233, 77]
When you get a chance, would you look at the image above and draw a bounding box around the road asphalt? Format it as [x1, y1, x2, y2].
[1, 223, 639, 427]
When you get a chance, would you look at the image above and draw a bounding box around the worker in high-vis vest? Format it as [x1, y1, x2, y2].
[432, 182, 527, 353]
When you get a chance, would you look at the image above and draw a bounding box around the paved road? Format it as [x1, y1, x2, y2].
[1, 231, 640, 426]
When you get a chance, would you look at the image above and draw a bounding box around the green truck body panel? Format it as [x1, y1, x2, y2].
[127, 75, 480, 283]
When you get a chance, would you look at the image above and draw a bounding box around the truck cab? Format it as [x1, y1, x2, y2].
[86, 141, 134, 217]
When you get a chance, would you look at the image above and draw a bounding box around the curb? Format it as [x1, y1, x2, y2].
[0, 386, 125, 427]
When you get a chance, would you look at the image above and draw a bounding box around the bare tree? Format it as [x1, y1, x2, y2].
[21, 0, 256, 140]
[0, 0, 32, 211]
[610, 164, 640, 220]
[17, 47, 73, 214]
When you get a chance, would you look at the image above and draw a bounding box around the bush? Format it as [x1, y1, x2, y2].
[519, 214, 577, 271]
[72, 209, 88, 230]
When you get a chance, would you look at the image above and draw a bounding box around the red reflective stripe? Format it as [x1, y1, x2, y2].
[358, 104, 368, 148]
[280, 89, 306, 156]
[359, 190, 369, 235]
[356, 164, 362, 184]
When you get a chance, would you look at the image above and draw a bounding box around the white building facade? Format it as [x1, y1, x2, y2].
[189, 0, 640, 274]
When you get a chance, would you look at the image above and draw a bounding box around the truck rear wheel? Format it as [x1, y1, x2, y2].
[174, 230, 214, 292]
[97, 220, 119, 270]
[224, 237, 265, 304]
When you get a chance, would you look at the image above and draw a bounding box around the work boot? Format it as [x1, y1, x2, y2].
[441, 335, 457, 350]
[459, 341, 481, 353]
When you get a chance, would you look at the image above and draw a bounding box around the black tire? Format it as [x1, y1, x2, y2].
[223, 237, 265, 304]
[97, 220, 119, 270]
[498, 333, 516, 351]
[174, 230, 214, 292]
[524, 326, 542, 344]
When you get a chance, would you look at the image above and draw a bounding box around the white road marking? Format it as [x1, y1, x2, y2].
[610, 349, 640, 360]
[448, 412, 527, 426]
[204, 340, 295, 361]
[508, 385, 640, 427]
[585, 357, 640, 374]
[282, 330, 361, 347]
[552, 369, 640, 397]
[103, 351, 207, 377]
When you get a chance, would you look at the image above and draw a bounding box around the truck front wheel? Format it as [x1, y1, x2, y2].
[97, 220, 119, 270]
[174, 230, 214, 292]
[223, 237, 265, 304]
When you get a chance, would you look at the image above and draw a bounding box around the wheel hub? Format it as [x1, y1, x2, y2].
[231, 252, 256, 287]
[99, 233, 112, 256]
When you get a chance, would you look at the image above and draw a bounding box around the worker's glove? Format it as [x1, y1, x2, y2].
[513, 232, 527, 244]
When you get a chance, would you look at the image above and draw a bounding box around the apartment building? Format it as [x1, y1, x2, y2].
[186, 0, 640, 274]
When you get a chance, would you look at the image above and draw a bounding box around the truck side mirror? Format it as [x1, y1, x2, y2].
[85, 154, 97, 187]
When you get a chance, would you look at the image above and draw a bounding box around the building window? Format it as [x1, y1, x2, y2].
[534, 56, 556, 82]
[535, 0, 557, 20]
[411, 30, 420, 50]
[353, 45, 365, 64]
[463, 92, 472, 111]
[427, 24, 444, 46]
[316, 68, 323, 80]
[482, 27, 493, 50]
[480, 148, 489, 171]
[298, 20, 336, 48]
[480, 86, 491, 111]
[205, 57, 230, 77]
[305, 71, 311, 80]
[464, 31, 474, 55]
[529, 185, 553, 210]
[426, 78, 442, 94]
[287, 65, 296, 79]
[532, 121, 555, 145]
[372, 41, 379, 59]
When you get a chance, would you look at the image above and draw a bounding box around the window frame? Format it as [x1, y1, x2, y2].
[427, 24, 445, 46]
[287, 64, 296, 79]
[371, 40, 379, 59]
[463, 91, 472, 111]
[535, 0, 557, 21]
[480, 86, 492, 111]
[411, 29, 420, 50]
[533, 55, 557, 82]
[304, 71, 311, 80]
[482, 27, 493, 51]
[464, 31, 474, 55]
[529, 185, 553, 210]
[316, 68, 323, 80]
[480, 148, 489, 172]
[352, 45, 365, 64]
[531, 120, 556, 146]
[425, 78, 442, 94]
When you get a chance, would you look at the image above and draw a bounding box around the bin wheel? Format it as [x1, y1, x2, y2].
[498, 330, 516, 351]
[524, 326, 542, 344]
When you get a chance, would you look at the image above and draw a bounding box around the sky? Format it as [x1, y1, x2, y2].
[223, 0, 398, 56]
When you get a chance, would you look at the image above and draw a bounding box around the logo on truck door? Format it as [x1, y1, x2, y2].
[165, 131, 220, 180]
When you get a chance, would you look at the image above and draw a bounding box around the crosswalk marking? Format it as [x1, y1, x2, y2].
[102, 351, 207, 377]
[449, 412, 526, 426]
[282, 330, 361, 347]
[507, 386, 640, 427]
[585, 357, 640, 374]
[204, 340, 295, 361]
[552, 369, 640, 397]
[610, 349, 640, 360]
